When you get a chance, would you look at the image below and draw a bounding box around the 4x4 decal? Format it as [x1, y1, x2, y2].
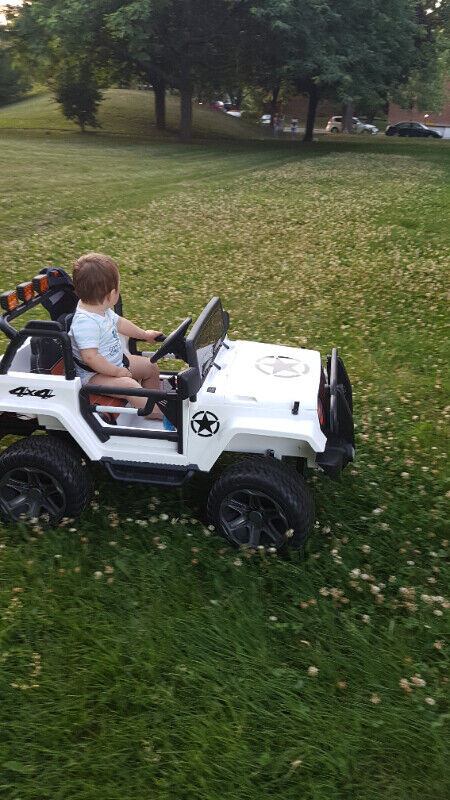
[9, 386, 55, 399]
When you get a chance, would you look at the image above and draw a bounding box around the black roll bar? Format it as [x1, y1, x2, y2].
[0, 285, 77, 342]
[0, 322, 76, 380]
[82, 384, 169, 417]
[79, 383, 183, 451]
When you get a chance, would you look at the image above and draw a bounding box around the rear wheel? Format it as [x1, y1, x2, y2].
[207, 456, 314, 551]
[0, 435, 93, 524]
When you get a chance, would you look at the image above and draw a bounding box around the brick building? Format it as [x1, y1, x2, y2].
[281, 95, 336, 121]
[388, 80, 450, 126]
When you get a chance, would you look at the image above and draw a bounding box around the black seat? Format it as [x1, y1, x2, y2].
[30, 321, 65, 375]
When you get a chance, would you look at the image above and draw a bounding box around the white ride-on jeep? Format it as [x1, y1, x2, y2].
[0, 269, 355, 551]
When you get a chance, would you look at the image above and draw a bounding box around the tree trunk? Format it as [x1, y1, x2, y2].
[180, 84, 193, 142]
[303, 84, 318, 142]
[342, 101, 354, 133]
[270, 85, 280, 126]
[154, 79, 166, 130]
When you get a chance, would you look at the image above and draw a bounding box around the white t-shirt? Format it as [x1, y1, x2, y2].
[69, 305, 123, 383]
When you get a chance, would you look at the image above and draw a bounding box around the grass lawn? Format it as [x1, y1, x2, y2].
[0, 92, 449, 800]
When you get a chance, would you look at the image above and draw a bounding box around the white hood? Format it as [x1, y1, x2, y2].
[212, 340, 322, 411]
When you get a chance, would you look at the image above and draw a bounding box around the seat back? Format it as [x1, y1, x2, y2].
[30, 323, 65, 375]
[30, 312, 126, 423]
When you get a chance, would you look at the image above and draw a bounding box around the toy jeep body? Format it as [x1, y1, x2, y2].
[0, 269, 354, 550]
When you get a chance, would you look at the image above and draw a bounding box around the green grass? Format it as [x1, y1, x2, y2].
[0, 92, 449, 800]
[0, 89, 265, 140]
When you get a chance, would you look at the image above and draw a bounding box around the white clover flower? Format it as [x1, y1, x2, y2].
[308, 666, 319, 676]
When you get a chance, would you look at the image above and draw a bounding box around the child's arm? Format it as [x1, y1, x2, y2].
[117, 317, 162, 343]
[80, 348, 131, 378]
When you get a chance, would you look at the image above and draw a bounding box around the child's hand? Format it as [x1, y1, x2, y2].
[144, 330, 163, 343]
[115, 366, 132, 378]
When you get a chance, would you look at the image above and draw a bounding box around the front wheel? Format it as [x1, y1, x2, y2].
[207, 456, 315, 551]
[0, 435, 93, 524]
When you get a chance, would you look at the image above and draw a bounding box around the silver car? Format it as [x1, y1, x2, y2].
[326, 115, 378, 135]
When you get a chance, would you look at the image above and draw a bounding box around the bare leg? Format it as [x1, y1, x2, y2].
[87, 374, 159, 418]
[127, 354, 163, 419]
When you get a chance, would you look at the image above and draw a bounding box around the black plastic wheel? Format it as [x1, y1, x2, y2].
[0, 435, 93, 524]
[207, 456, 315, 551]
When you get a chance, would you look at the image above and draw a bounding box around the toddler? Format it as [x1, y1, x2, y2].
[69, 253, 162, 418]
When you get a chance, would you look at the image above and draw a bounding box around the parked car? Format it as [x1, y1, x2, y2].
[210, 100, 225, 111]
[325, 116, 378, 134]
[385, 122, 442, 138]
[226, 110, 243, 118]
[260, 114, 272, 125]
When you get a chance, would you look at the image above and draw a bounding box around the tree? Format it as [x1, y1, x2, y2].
[237, 1, 293, 124]
[107, 0, 244, 141]
[286, 0, 421, 140]
[106, 0, 168, 130]
[5, 0, 122, 119]
[54, 60, 102, 131]
[390, 1, 450, 114]
[0, 47, 29, 107]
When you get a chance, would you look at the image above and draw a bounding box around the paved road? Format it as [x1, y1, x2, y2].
[281, 127, 324, 135]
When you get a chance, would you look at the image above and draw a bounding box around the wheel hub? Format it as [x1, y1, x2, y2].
[0, 467, 66, 522]
[219, 489, 290, 550]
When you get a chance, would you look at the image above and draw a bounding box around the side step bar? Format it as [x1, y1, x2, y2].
[102, 458, 198, 486]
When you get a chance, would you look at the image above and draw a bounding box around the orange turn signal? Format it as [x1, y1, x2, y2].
[0, 290, 19, 312]
[16, 281, 35, 303]
[32, 274, 49, 294]
[318, 397, 324, 428]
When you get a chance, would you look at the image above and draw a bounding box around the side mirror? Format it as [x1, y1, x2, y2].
[177, 367, 202, 400]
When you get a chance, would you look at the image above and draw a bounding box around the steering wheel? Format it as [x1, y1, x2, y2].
[150, 317, 192, 363]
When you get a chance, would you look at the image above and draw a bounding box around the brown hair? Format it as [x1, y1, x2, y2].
[73, 253, 119, 304]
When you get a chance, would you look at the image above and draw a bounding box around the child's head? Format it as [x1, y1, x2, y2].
[73, 253, 120, 307]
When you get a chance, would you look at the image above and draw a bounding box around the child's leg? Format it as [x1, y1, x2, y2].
[87, 373, 155, 415]
[127, 355, 162, 419]
[127, 354, 160, 390]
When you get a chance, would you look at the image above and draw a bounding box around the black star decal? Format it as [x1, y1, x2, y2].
[191, 411, 220, 437]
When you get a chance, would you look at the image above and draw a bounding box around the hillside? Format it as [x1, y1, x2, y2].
[0, 88, 265, 141]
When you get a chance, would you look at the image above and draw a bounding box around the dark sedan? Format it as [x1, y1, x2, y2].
[385, 121, 442, 138]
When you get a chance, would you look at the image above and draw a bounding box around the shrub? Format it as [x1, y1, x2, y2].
[54, 61, 102, 132]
